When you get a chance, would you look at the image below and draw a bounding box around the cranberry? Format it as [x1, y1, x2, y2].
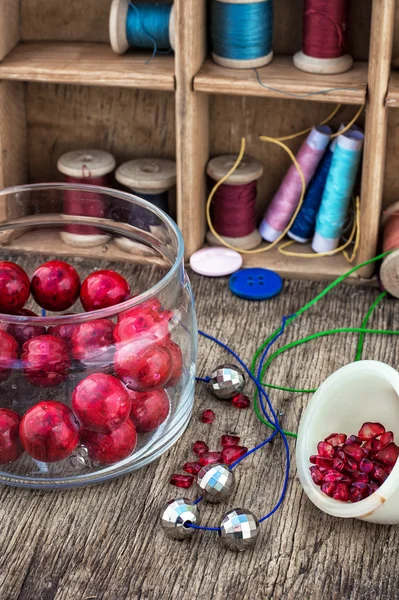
[80, 270, 130, 312]
[72, 373, 131, 433]
[0, 262, 30, 312]
[201, 409, 215, 424]
[325, 433, 347, 446]
[317, 441, 334, 458]
[163, 340, 183, 387]
[48, 313, 78, 348]
[71, 319, 115, 364]
[333, 483, 349, 502]
[375, 442, 399, 466]
[31, 261, 80, 311]
[114, 341, 172, 391]
[22, 335, 70, 388]
[1, 309, 46, 348]
[82, 419, 137, 465]
[358, 422, 385, 441]
[379, 431, 394, 449]
[113, 310, 169, 344]
[193, 440, 208, 455]
[20, 401, 80, 462]
[183, 461, 202, 476]
[199, 451, 223, 466]
[321, 482, 336, 497]
[232, 394, 250, 409]
[128, 388, 170, 432]
[170, 473, 194, 489]
[0, 330, 18, 383]
[0, 408, 23, 464]
[221, 434, 240, 448]
[221, 445, 248, 465]
[343, 444, 365, 462]
[309, 466, 324, 485]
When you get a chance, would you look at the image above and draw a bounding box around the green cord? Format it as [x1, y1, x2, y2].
[355, 291, 387, 360]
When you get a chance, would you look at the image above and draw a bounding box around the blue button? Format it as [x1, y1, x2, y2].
[229, 268, 283, 300]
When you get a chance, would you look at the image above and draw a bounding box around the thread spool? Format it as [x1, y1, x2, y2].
[312, 130, 364, 253]
[206, 155, 263, 250]
[57, 149, 116, 248]
[259, 126, 331, 243]
[114, 158, 176, 254]
[211, 0, 273, 69]
[110, 0, 175, 55]
[294, 0, 353, 75]
[380, 202, 399, 299]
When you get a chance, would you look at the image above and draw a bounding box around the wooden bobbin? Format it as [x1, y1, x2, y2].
[109, 0, 175, 55]
[57, 149, 116, 248]
[293, 51, 353, 76]
[212, 0, 273, 69]
[206, 154, 263, 250]
[380, 201, 399, 299]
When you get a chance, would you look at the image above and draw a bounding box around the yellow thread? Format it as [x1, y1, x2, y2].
[330, 105, 364, 139]
[273, 104, 341, 142]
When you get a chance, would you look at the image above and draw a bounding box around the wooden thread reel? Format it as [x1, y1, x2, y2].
[57, 149, 116, 248]
[115, 158, 176, 255]
[380, 201, 399, 299]
[206, 154, 263, 250]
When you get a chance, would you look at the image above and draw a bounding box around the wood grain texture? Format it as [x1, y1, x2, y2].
[0, 257, 398, 599]
[0, 0, 20, 61]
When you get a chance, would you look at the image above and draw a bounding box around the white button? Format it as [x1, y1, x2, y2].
[189, 248, 243, 277]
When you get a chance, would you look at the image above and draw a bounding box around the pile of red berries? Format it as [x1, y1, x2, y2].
[310, 422, 399, 502]
[0, 260, 183, 467]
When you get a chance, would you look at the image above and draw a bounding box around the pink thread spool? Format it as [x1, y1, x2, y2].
[259, 125, 332, 243]
[58, 149, 116, 248]
[206, 155, 263, 250]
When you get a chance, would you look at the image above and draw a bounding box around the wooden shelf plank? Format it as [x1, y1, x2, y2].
[0, 42, 175, 91]
[194, 57, 368, 105]
[386, 70, 399, 107]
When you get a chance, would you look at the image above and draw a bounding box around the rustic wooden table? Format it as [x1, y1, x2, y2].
[1, 266, 398, 600]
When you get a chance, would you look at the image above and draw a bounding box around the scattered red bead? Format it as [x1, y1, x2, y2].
[220, 434, 240, 448]
[31, 260, 80, 311]
[0, 408, 23, 464]
[193, 440, 208, 455]
[114, 341, 172, 391]
[232, 394, 250, 409]
[22, 335, 71, 388]
[201, 409, 215, 424]
[199, 451, 222, 466]
[129, 388, 170, 432]
[183, 461, 202, 476]
[170, 473, 194, 489]
[0, 330, 18, 383]
[80, 270, 130, 312]
[222, 445, 248, 465]
[82, 419, 137, 465]
[0, 262, 30, 313]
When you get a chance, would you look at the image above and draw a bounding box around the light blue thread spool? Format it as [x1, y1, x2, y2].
[211, 0, 274, 69]
[109, 0, 175, 55]
[312, 130, 364, 253]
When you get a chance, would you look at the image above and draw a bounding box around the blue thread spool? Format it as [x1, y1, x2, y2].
[211, 0, 274, 69]
[312, 130, 364, 253]
[109, 0, 175, 55]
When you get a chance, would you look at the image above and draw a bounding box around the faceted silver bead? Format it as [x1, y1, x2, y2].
[210, 364, 245, 399]
[219, 508, 259, 552]
[197, 464, 236, 503]
[160, 498, 201, 540]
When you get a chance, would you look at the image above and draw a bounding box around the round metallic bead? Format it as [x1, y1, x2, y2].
[210, 363, 245, 399]
[219, 508, 259, 552]
[197, 464, 236, 503]
[160, 498, 201, 540]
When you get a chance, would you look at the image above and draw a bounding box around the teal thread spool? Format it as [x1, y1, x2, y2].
[211, 0, 274, 69]
[109, 0, 175, 55]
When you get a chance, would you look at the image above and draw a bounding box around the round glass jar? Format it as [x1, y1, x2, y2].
[0, 183, 197, 488]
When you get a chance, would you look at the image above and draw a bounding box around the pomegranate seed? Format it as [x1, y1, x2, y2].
[183, 461, 202, 476]
[372, 439, 383, 454]
[335, 449, 347, 463]
[379, 431, 394, 448]
[232, 394, 250, 409]
[170, 474, 194, 489]
[333, 483, 349, 502]
[375, 442, 399, 466]
[317, 441, 334, 458]
[310, 455, 318, 464]
[339, 475, 353, 485]
[353, 471, 369, 484]
[316, 456, 333, 469]
[343, 444, 365, 462]
[349, 485, 366, 503]
[368, 483, 379, 495]
[323, 470, 344, 483]
[309, 466, 324, 485]
[201, 410, 215, 424]
[333, 458, 345, 471]
[386, 464, 394, 475]
[199, 451, 222, 466]
[358, 422, 385, 441]
[363, 440, 373, 456]
[321, 482, 336, 497]
[359, 458, 374, 474]
[193, 440, 209, 455]
[221, 434, 240, 448]
[373, 466, 388, 483]
[344, 435, 362, 447]
[221, 445, 248, 465]
[325, 433, 347, 446]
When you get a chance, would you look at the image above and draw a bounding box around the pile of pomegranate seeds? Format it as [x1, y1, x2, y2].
[309, 422, 399, 502]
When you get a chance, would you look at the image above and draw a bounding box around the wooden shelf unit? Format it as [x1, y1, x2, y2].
[0, 0, 397, 283]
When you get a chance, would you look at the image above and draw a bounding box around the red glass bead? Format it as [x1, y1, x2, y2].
[31, 260, 80, 311]
[201, 409, 215, 424]
[0, 330, 18, 383]
[199, 451, 222, 466]
[113, 310, 169, 344]
[1, 309, 46, 348]
[0, 262, 30, 313]
[220, 434, 240, 448]
[114, 341, 172, 391]
[221, 445, 248, 465]
[22, 335, 70, 388]
[128, 388, 170, 432]
[82, 419, 137, 465]
[183, 461, 202, 475]
[72, 373, 131, 433]
[232, 394, 250, 409]
[193, 440, 208, 455]
[80, 270, 130, 312]
[0, 408, 23, 464]
[71, 319, 115, 364]
[169, 473, 194, 489]
[20, 401, 80, 462]
[163, 340, 183, 387]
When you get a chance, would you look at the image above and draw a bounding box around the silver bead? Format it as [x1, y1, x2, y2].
[160, 498, 201, 540]
[210, 364, 245, 399]
[219, 508, 259, 552]
[197, 464, 236, 503]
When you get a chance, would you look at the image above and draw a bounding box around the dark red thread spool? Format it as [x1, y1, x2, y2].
[294, 0, 353, 75]
[380, 202, 399, 299]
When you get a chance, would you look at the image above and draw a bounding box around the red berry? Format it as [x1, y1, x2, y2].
[0, 330, 18, 383]
[358, 422, 386, 441]
[71, 319, 115, 364]
[379, 431, 394, 449]
[333, 483, 349, 502]
[128, 388, 170, 432]
[0, 409, 23, 464]
[193, 440, 208, 455]
[22, 335, 70, 388]
[0, 262, 30, 312]
[20, 401, 80, 462]
[114, 341, 172, 391]
[82, 419, 137, 465]
[325, 433, 347, 446]
[72, 373, 131, 433]
[221, 445, 248, 465]
[321, 482, 336, 497]
[343, 443, 365, 462]
[113, 310, 169, 344]
[170, 473, 194, 489]
[199, 451, 223, 466]
[1, 309, 47, 348]
[183, 461, 202, 476]
[163, 340, 183, 387]
[31, 261, 80, 311]
[232, 394, 250, 409]
[221, 434, 240, 448]
[375, 442, 399, 466]
[317, 441, 334, 458]
[309, 466, 324, 485]
[80, 270, 130, 312]
[201, 409, 215, 424]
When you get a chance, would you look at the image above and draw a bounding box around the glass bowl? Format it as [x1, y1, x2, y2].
[0, 183, 197, 488]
